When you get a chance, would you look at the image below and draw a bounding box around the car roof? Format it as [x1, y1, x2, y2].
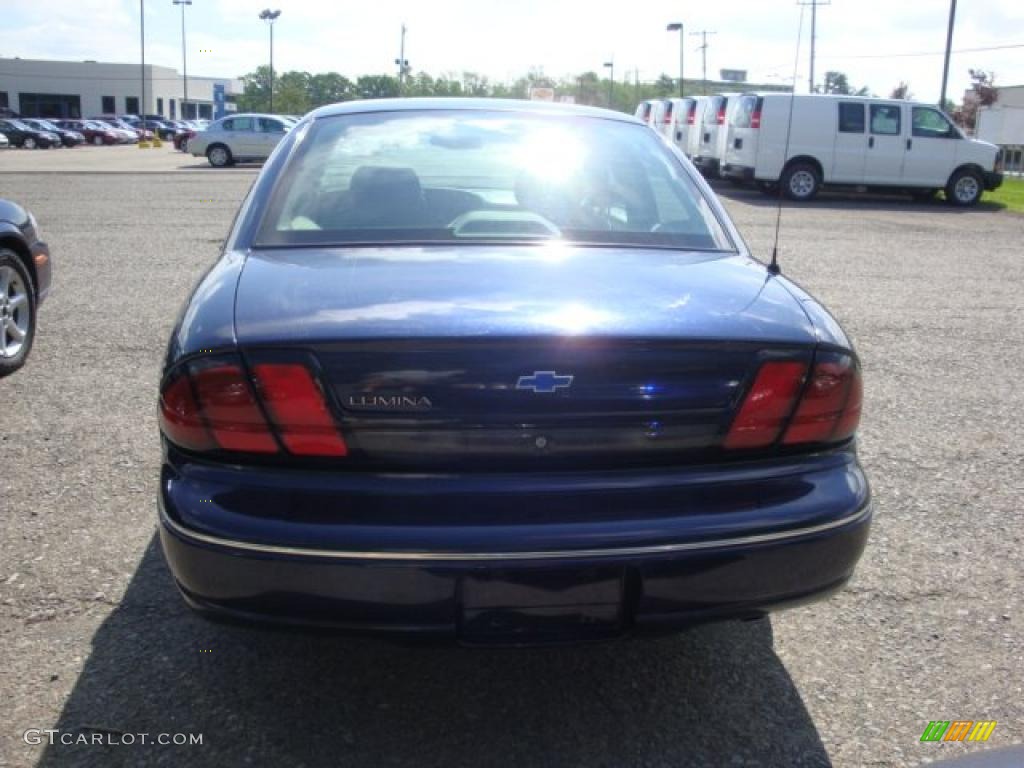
[307, 98, 641, 124]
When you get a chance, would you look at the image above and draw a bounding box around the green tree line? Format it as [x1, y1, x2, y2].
[234, 66, 789, 115]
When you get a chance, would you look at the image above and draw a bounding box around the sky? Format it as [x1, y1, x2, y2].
[1, 0, 1022, 102]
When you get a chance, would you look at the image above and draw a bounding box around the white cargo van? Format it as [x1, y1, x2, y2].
[634, 101, 653, 124]
[721, 93, 1003, 205]
[692, 94, 733, 177]
[648, 100, 667, 131]
[660, 97, 696, 152]
[684, 96, 710, 159]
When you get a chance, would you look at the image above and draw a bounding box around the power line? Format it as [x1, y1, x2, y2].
[820, 41, 1024, 60]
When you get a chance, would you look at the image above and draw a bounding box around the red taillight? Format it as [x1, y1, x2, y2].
[751, 108, 762, 129]
[252, 363, 348, 457]
[159, 372, 216, 452]
[716, 102, 726, 125]
[687, 104, 696, 125]
[724, 362, 807, 449]
[158, 356, 349, 457]
[663, 105, 673, 125]
[192, 364, 279, 453]
[725, 355, 863, 451]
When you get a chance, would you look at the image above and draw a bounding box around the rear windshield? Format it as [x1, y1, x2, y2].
[703, 97, 726, 126]
[256, 110, 733, 251]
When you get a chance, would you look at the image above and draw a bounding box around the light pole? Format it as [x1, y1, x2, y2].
[939, 0, 957, 110]
[667, 23, 684, 97]
[138, 0, 150, 146]
[603, 60, 614, 108]
[259, 9, 281, 113]
[172, 0, 191, 120]
[395, 23, 410, 92]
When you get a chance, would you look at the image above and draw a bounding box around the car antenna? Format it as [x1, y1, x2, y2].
[769, 4, 807, 276]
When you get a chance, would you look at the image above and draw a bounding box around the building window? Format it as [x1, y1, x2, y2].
[198, 103, 212, 119]
[18, 92, 82, 119]
[156, 97, 163, 116]
[0, 91, 8, 109]
[125, 96, 139, 114]
[169, 99, 176, 119]
[101, 96, 115, 114]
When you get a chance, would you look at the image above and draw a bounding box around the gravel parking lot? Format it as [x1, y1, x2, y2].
[1, 150, 1022, 768]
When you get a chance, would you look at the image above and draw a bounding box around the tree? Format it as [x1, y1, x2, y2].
[817, 71, 870, 96]
[955, 69, 998, 132]
[890, 82, 913, 100]
[654, 74, 675, 97]
[355, 75, 400, 99]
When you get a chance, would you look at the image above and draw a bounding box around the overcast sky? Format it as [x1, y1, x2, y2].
[2, 0, 1022, 101]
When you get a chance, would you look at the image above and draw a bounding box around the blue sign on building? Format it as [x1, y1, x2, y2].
[213, 83, 226, 120]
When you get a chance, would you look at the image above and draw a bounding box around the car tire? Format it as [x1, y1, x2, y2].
[945, 169, 983, 207]
[207, 144, 233, 168]
[781, 162, 821, 202]
[0, 249, 37, 377]
[23, 137, 37, 149]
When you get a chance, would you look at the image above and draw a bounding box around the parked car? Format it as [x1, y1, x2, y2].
[188, 113, 292, 167]
[692, 94, 733, 177]
[0, 119, 60, 149]
[0, 199, 51, 376]
[88, 117, 143, 143]
[20, 118, 84, 147]
[720, 93, 1004, 205]
[158, 99, 870, 644]
[53, 119, 119, 146]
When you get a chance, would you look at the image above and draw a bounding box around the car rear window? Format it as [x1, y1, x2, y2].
[256, 110, 733, 251]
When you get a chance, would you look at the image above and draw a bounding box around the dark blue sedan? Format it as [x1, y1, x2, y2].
[158, 99, 870, 645]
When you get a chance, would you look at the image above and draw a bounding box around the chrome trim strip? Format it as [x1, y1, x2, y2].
[159, 501, 872, 563]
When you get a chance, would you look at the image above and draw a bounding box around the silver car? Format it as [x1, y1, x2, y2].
[188, 113, 292, 167]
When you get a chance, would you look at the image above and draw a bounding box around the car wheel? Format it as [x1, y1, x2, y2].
[23, 137, 37, 149]
[93, 135, 104, 146]
[0, 249, 37, 377]
[180, 138, 189, 153]
[945, 169, 983, 207]
[781, 162, 821, 202]
[207, 144, 232, 168]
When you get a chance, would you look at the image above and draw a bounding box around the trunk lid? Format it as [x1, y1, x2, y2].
[235, 246, 816, 468]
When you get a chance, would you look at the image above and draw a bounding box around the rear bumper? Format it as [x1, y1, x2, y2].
[983, 170, 1003, 191]
[158, 448, 871, 644]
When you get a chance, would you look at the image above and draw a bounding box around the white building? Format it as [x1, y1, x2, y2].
[0, 57, 241, 120]
[976, 84, 1024, 174]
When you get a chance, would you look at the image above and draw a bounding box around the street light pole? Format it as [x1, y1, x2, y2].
[667, 23, 684, 98]
[259, 9, 281, 113]
[172, 0, 191, 120]
[139, 0, 149, 147]
[395, 24, 410, 92]
[604, 60, 614, 109]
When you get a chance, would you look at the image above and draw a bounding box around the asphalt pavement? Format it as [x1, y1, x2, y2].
[1, 153, 1021, 767]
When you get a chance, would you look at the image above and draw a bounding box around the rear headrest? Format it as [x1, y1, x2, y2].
[350, 166, 422, 206]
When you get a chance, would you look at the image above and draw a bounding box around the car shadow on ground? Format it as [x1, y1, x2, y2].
[709, 179, 1007, 214]
[38, 537, 832, 768]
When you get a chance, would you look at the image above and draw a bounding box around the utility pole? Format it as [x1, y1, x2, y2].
[139, 0, 148, 146]
[634, 68, 640, 104]
[690, 30, 716, 95]
[603, 60, 614, 108]
[939, 0, 957, 110]
[259, 9, 281, 113]
[798, 0, 830, 93]
[395, 24, 410, 92]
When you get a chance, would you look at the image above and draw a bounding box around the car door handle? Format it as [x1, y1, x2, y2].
[907, 138, 913, 150]
[868, 136, 875, 149]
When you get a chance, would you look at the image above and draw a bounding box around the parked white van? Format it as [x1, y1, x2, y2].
[634, 101, 653, 124]
[721, 93, 1003, 205]
[660, 97, 696, 152]
[692, 94, 734, 177]
[648, 100, 668, 131]
[684, 96, 710, 159]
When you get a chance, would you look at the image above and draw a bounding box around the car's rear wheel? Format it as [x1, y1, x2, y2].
[781, 162, 821, 202]
[945, 169, 983, 207]
[207, 144, 232, 168]
[0, 250, 36, 377]
[23, 137, 37, 149]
